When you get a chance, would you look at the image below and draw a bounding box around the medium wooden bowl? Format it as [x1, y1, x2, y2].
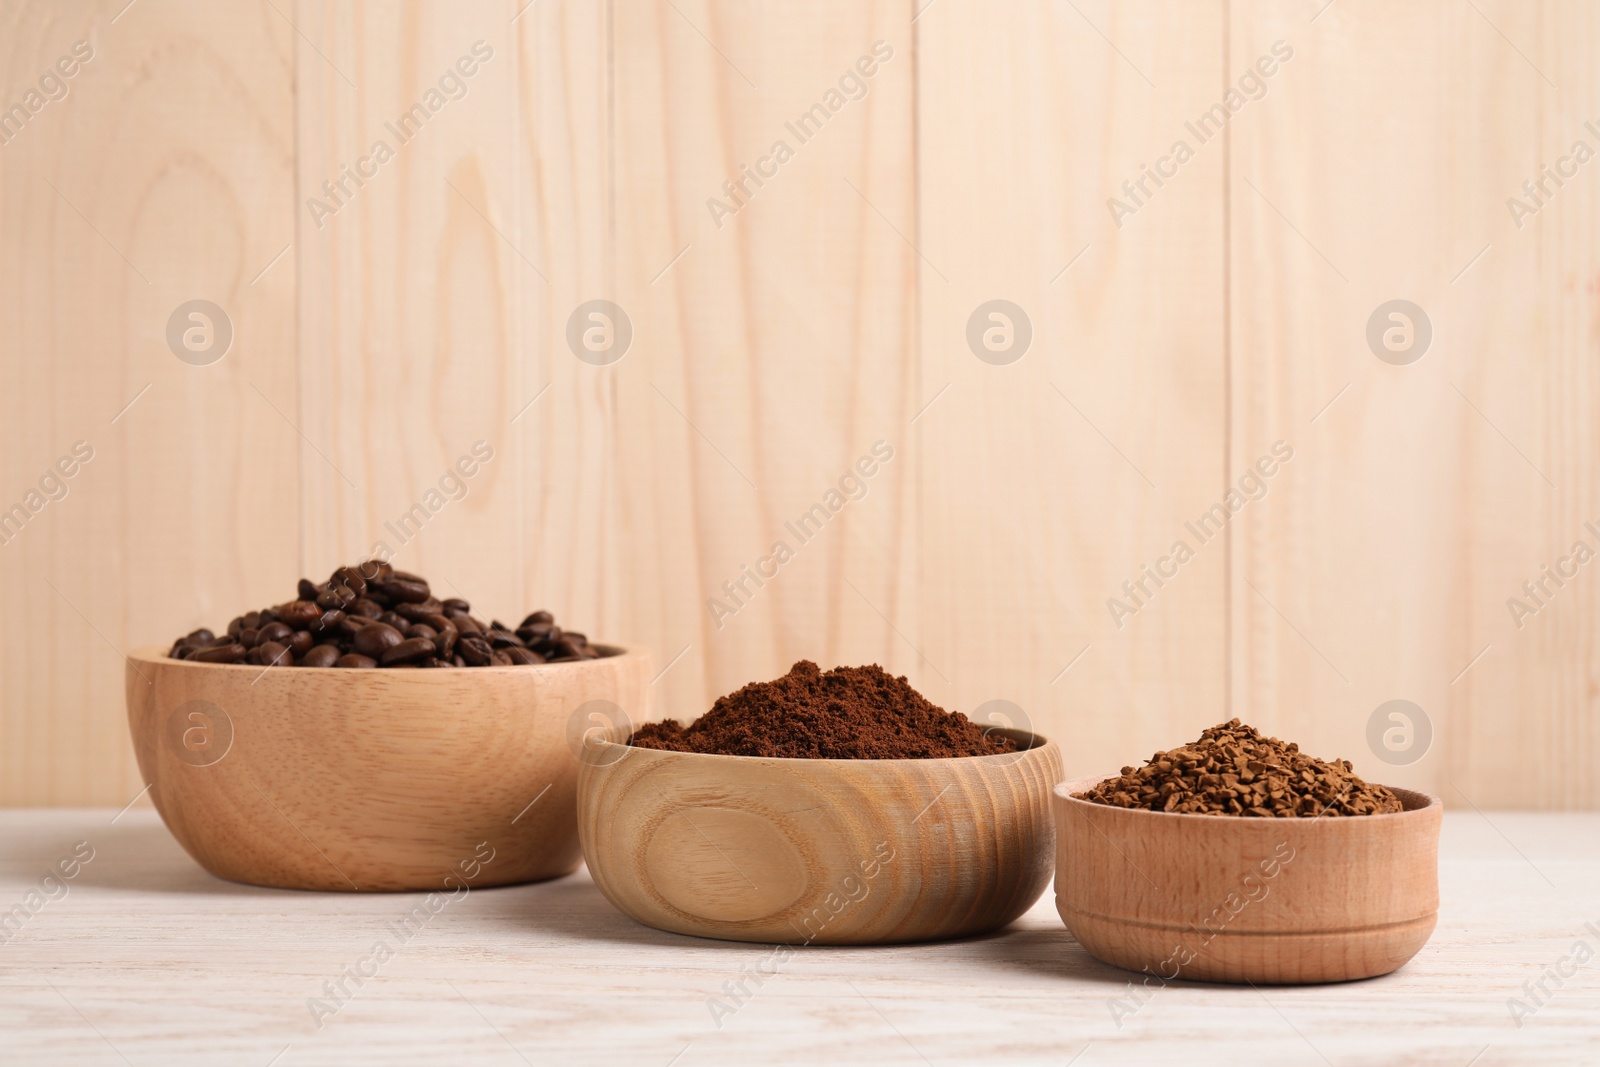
[577, 729, 1062, 944]
[125, 643, 650, 891]
[1053, 775, 1442, 984]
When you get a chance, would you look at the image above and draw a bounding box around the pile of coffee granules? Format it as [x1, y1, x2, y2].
[629, 660, 1017, 759]
[1075, 718, 1403, 817]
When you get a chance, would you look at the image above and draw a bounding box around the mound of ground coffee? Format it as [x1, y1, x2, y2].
[630, 660, 1016, 759]
[1076, 718, 1402, 817]
[168, 561, 601, 669]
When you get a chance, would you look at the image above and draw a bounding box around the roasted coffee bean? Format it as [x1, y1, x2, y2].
[393, 601, 440, 623]
[520, 610, 554, 627]
[404, 624, 438, 644]
[317, 584, 357, 610]
[490, 649, 514, 666]
[277, 600, 321, 629]
[193, 643, 247, 664]
[421, 614, 458, 658]
[257, 641, 293, 667]
[227, 617, 244, 637]
[242, 611, 262, 631]
[419, 656, 447, 668]
[458, 636, 493, 666]
[349, 597, 384, 619]
[378, 611, 410, 631]
[505, 647, 544, 665]
[287, 630, 314, 657]
[374, 576, 430, 604]
[451, 613, 482, 635]
[488, 630, 526, 649]
[239, 627, 259, 649]
[352, 622, 404, 658]
[257, 621, 293, 646]
[332, 566, 368, 596]
[563, 631, 587, 647]
[300, 644, 341, 668]
[380, 636, 435, 666]
[258, 608, 280, 624]
[298, 578, 319, 601]
[337, 615, 372, 640]
[554, 636, 585, 659]
[489, 619, 510, 632]
[335, 653, 378, 668]
[452, 654, 467, 667]
[308, 609, 346, 638]
[443, 598, 471, 614]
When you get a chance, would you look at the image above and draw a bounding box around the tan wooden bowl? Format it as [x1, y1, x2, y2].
[1053, 775, 1442, 984]
[577, 728, 1062, 944]
[125, 643, 650, 892]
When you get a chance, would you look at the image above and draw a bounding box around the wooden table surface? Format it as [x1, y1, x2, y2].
[2, 809, 1596, 1066]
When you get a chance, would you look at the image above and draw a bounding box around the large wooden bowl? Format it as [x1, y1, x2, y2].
[577, 729, 1062, 944]
[125, 643, 650, 891]
[1054, 776, 1442, 983]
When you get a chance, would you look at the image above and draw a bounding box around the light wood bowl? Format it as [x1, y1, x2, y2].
[1054, 775, 1442, 984]
[577, 728, 1062, 944]
[125, 643, 650, 891]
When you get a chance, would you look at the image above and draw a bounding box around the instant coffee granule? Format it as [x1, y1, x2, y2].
[630, 660, 1016, 759]
[1076, 718, 1402, 817]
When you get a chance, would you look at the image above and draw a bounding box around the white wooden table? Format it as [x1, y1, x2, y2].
[1, 810, 1596, 1066]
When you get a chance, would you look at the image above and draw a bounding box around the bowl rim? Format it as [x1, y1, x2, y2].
[584, 726, 1055, 767]
[127, 641, 642, 672]
[1054, 773, 1442, 823]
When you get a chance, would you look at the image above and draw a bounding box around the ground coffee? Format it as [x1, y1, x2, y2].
[629, 660, 1016, 759]
[168, 562, 601, 669]
[1075, 718, 1402, 817]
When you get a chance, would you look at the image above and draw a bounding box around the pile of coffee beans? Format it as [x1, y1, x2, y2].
[1075, 718, 1403, 817]
[167, 562, 602, 669]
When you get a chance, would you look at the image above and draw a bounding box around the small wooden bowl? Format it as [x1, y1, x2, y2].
[577, 729, 1062, 944]
[125, 643, 650, 891]
[1053, 775, 1442, 984]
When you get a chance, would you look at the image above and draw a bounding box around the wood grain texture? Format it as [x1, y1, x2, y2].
[0, 0, 299, 805]
[1228, 0, 1600, 807]
[1055, 776, 1442, 983]
[578, 730, 1061, 944]
[1, 808, 1597, 1063]
[3, 0, 1600, 810]
[124, 643, 649, 890]
[914, 0, 1230, 781]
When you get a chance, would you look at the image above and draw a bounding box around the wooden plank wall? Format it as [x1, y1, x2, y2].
[1, 0, 1595, 808]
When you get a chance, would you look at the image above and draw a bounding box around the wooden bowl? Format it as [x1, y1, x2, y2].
[125, 643, 650, 891]
[577, 729, 1062, 944]
[1053, 775, 1442, 984]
